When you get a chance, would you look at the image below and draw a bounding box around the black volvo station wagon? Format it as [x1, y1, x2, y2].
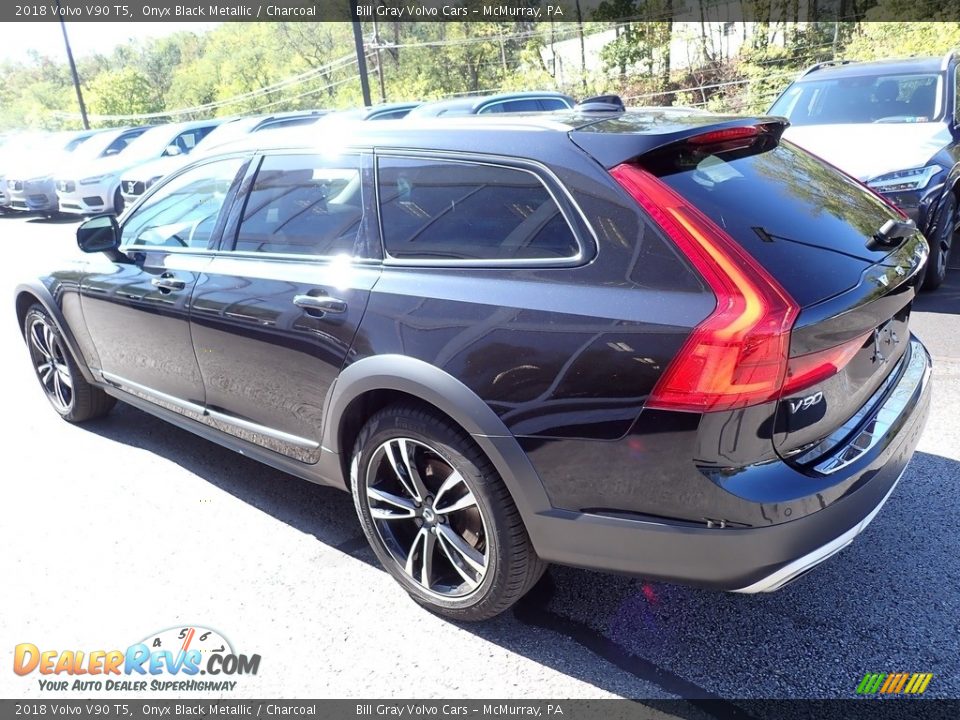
[15, 106, 932, 620]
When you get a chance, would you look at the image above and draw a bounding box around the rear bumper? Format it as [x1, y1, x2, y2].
[527, 338, 932, 591]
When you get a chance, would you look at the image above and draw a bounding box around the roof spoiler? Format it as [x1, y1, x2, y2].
[569, 117, 789, 169]
[576, 94, 626, 113]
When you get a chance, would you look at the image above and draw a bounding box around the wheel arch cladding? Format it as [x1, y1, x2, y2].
[15, 284, 96, 384]
[324, 355, 555, 531]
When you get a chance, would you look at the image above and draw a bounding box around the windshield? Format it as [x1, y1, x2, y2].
[69, 129, 139, 161]
[194, 118, 259, 152]
[771, 72, 943, 125]
[116, 126, 185, 163]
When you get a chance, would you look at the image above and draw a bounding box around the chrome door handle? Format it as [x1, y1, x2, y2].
[151, 275, 185, 291]
[293, 294, 347, 314]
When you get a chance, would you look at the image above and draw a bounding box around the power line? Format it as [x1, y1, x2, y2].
[59, 53, 360, 122]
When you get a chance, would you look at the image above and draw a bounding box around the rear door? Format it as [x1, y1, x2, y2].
[80, 156, 247, 408]
[188, 151, 381, 462]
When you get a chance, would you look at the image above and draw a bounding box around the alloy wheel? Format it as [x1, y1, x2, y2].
[27, 317, 73, 412]
[364, 438, 489, 598]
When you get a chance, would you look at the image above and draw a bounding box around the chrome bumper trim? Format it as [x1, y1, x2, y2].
[734, 466, 906, 593]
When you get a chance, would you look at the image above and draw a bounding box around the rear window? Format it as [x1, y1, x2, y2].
[771, 72, 943, 124]
[641, 137, 899, 304]
[377, 157, 580, 262]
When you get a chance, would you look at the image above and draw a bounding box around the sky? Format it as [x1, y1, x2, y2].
[0, 22, 220, 62]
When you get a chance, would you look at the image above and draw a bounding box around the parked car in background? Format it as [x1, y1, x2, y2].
[119, 112, 330, 207]
[406, 91, 575, 118]
[328, 102, 422, 122]
[117, 118, 225, 208]
[16, 105, 931, 620]
[3, 130, 100, 215]
[770, 51, 960, 289]
[56, 120, 219, 216]
[0, 132, 69, 212]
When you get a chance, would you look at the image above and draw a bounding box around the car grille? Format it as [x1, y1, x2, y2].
[56, 180, 76, 193]
[28, 194, 48, 203]
[123, 180, 145, 196]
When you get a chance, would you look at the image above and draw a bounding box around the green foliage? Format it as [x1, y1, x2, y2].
[86, 67, 162, 122]
[843, 22, 960, 60]
[1, 19, 958, 129]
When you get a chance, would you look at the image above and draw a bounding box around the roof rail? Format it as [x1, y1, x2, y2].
[801, 59, 854, 77]
[941, 49, 957, 71]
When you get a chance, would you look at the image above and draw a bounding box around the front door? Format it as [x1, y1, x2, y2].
[188, 152, 380, 462]
[80, 156, 248, 410]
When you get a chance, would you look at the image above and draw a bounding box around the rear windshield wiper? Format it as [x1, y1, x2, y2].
[871, 218, 917, 249]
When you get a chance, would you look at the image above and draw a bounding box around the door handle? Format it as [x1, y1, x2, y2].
[152, 275, 186, 291]
[293, 294, 347, 314]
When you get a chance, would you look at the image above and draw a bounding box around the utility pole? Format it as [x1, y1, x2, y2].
[350, 1, 372, 107]
[56, 0, 89, 129]
[372, 17, 386, 104]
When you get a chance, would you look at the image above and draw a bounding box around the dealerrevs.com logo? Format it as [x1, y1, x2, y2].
[13, 626, 261, 692]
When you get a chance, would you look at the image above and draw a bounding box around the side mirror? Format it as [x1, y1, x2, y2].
[164, 144, 182, 157]
[77, 215, 120, 254]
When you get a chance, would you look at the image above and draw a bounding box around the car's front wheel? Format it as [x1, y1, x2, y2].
[113, 187, 125, 215]
[23, 304, 116, 422]
[923, 190, 957, 290]
[350, 403, 545, 621]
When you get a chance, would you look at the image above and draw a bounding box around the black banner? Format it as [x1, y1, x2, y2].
[0, 700, 957, 720]
[3, 0, 960, 24]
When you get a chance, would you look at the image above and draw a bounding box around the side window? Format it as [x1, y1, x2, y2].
[167, 127, 213, 155]
[120, 157, 244, 249]
[377, 156, 580, 262]
[538, 98, 570, 111]
[104, 129, 145, 156]
[232, 153, 364, 257]
[480, 99, 542, 114]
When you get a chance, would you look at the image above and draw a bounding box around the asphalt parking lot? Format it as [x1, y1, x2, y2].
[0, 212, 958, 704]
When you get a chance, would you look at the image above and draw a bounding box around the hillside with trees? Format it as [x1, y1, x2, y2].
[1, 17, 958, 130]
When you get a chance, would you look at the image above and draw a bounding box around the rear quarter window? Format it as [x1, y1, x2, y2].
[377, 156, 580, 262]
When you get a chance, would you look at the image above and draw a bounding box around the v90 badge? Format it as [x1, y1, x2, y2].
[787, 391, 823, 414]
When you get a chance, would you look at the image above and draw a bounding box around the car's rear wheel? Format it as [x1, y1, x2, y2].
[23, 304, 115, 422]
[923, 190, 957, 291]
[350, 403, 545, 621]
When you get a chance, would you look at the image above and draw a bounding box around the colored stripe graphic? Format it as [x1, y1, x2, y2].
[857, 672, 932, 695]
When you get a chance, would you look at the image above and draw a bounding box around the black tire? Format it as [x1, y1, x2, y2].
[112, 187, 125, 215]
[350, 402, 546, 621]
[923, 191, 957, 291]
[23, 304, 116, 423]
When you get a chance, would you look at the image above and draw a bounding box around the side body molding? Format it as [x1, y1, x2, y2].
[321, 354, 555, 529]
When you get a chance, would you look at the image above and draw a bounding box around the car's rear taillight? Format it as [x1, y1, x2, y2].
[781, 330, 873, 396]
[610, 163, 800, 413]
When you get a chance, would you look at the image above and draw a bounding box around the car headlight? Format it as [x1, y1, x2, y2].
[79, 174, 110, 185]
[866, 164, 942, 193]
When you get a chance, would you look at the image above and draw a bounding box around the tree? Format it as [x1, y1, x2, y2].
[86, 67, 161, 121]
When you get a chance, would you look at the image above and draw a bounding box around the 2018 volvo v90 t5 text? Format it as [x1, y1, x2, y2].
[15, 108, 932, 620]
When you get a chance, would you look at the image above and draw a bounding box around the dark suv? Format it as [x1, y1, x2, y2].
[15, 107, 932, 620]
[770, 52, 960, 289]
